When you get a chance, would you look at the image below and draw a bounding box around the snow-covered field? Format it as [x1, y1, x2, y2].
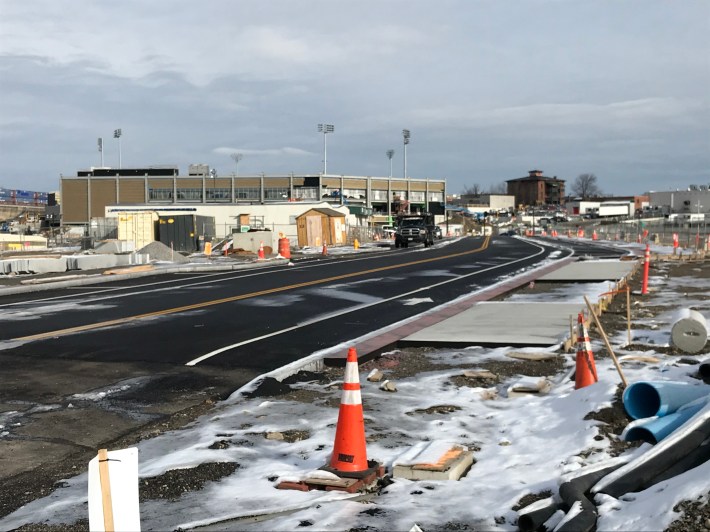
[1, 240, 708, 531]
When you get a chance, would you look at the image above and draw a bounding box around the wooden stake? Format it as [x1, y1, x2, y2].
[97, 448, 115, 532]
[626, 285, 631, 346]
[584, 295, 628, 388]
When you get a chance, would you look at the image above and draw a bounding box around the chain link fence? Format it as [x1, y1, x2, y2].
[553, 218, 709, 250]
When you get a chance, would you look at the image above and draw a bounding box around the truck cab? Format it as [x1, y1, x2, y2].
[394, 213, 435, 248]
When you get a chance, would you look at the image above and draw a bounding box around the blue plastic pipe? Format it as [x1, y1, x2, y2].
[622, 381, 710, 420]
[624, 398, 708, 444]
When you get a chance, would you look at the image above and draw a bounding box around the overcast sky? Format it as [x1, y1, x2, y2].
[1, 0, 708, 196]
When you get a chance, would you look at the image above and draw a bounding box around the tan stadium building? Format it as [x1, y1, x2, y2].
[59, 166, 446, 238]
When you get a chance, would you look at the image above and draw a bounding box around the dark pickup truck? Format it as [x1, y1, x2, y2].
[394, 213, 435, 248]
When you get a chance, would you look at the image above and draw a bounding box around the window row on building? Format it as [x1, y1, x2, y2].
[60, 172, 446, 224]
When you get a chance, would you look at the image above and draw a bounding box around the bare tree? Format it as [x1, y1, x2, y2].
[462, 183, 482, 195]
[488, 181, 508, 194]
[572, 173, 602, 198]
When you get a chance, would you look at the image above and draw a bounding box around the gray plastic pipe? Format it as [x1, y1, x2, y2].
[700, 363, 710, 384]
[593, 401, 710, 498]
[555, 464, 623, 532]
[517, 496, 559, 532]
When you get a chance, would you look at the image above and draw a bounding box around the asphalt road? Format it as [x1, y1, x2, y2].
[0, 236, 584, 374]
[0, 235, 628, 519]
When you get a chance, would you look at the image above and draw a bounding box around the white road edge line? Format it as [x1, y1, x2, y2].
[186, 241, 555, 366]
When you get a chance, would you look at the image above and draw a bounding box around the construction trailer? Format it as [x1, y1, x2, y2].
[157, 214, 215, 252]
[597, 201, 633, 218]
[117, 211, 159, 250]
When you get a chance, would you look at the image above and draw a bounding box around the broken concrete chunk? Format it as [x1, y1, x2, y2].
[367, 368, 384, 382]
[480, 389, 498, 400]
[392, 441, 474, 481]
[380, 380, 397, 392]
[507, 377, 552, 397]
[463, 369, 497, 379]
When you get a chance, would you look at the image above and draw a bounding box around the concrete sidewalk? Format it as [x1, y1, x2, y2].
[321, 255, 640, 366]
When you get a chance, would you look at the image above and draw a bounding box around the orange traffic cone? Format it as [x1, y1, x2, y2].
[327, 347, 369, 473]
[258, 241, 265, 260]
[575, 313, 599, 389]
[592, 230, 598, 241]
[322, 242, 328, 256]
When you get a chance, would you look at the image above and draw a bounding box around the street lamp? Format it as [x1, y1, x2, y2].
[317, 123, 334, 175]
[386, 149, 395, 178]
[113, 128, 122, 169]
[230, 153, 243, 176]
[402, 129, 410, 179]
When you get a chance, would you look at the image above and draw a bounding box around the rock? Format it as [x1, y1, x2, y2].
[380, 380, 397, 392]
[265, 431, 284, 441]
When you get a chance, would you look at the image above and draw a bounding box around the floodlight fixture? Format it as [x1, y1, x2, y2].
[230, 152, 243, 176]
[386, 149, 395, 178]
[317, 123, 335, 174]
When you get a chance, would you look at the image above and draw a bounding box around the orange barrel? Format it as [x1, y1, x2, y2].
[278, 237, 291, 259]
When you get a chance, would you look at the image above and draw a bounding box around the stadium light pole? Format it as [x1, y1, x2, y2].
[230, 153, 243, 176]
[113, 128, 122, 169]
[402, 129, 410, 179]
[386, 149, 395, 178]
[317, 123, 334, 175]
[97, 137, 104, 167]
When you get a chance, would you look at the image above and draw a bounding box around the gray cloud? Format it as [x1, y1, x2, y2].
[0, 0, 708, 195]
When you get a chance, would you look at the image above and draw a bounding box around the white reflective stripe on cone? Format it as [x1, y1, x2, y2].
[344, 363, 359, 383]
[341, 389, 362, 405]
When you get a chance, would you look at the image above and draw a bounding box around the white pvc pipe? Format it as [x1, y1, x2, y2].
[670, 309, 708, 353]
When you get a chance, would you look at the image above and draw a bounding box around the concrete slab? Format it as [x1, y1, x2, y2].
[67, 254, 118, 270]
[114, 253, 150, 267]
[538, 260, 636, 282]
[26, 258, 67, 274]
[399, 302, 584, 347]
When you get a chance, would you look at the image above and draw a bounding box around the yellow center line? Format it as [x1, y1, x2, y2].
[15, 236, 490, 342]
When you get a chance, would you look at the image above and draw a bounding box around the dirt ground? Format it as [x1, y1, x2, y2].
[0, 358, 261, 521]
[2, 257, 709, 531]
